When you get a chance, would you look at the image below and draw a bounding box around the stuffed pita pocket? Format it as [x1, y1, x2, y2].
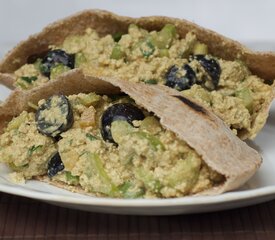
[0, 10, 274, 140]
[0, 71, 261, 198]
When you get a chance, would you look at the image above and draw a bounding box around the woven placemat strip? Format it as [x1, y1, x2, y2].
[1, 193, 275, 240]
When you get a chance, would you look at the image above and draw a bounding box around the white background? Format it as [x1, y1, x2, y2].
[0, 0, 275, 99]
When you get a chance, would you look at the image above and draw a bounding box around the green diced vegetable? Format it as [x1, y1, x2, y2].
[144, 79, 158, 85]
[235, 88, 253, 113]
[65, 171, 80, 185]
[28, 145, 43, 157]
[50, 64, 71, 79]
[20, 76, 38, 84]
[159, 49, 170, 57]
[134, 167, 162, 194]
[119, 181, 145, 198]
[6, 112, 28, 131]
[128, 24, 139, 32]
[110, 44, 125, 60]
[86, 133, 98, 141]
[15, 81, 28, 90]
[75, 52, 87, 67]
[165, 156, 200, 191]
[27, 102, 38, 110]
[78, 93, 101, 107]
[151, 24, 177, 49]
[131, 132, 165, 151]
[111, 121, 164, 151]
[8, 162, 29, 171]
[85, 152, 118, 197]
[193, 42, 208, 55]
[34, 59, 42, 71]
[112, 32, 124, 42]
[161, 24, 177, 38]
[111, 121, 135, 144]
[140, 116, 162, 134]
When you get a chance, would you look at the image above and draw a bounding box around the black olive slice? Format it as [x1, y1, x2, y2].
[36, 95, 74, 138]
[101, 103, 145, 144]
[47, 152, 64, 178]
[193, 55, 221, 90]
[165, 64, 197, 91]
[40, 49, 75, 78]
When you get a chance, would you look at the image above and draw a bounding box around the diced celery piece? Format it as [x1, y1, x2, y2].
[151, 24, 177, 49]
[6, 112, 28, 131]
[131, 132, 165, 151]
[193, 42, 208, 55]
[119, 181, 145, 198]
[65, 171, 80, 185]
[50, 64, 70, 79]
[128, 24, 139, 32]
[27, 102, 39, 110]
[159, 49, 170, 57]
[78, 93, 101, 107]
[134, 167, 162, 194]
[140, 116, 162, 134]
[165, 155, 200, 191]
[33, 59, 42, 71]
[111, 120, 164, 151]
[111, 121, 135, 144]
[161, 24, 177, 38]
[110, 44, 125, 60]
[75, 52, 87, 67]
[85, 152, 118, 197]
[235, 88, 253, 113]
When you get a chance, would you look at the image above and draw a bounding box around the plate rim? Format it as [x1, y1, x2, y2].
[1, 179, 275, 207]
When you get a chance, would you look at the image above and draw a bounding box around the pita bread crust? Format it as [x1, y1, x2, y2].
[0, 71, 262, 196]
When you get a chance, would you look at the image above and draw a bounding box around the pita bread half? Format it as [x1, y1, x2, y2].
[0, 10, 275, 82]
[0, 70, 262, 197]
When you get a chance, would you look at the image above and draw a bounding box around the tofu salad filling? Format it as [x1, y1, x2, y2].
[13, 24, 273, 139]
[0, 93, 224, 198]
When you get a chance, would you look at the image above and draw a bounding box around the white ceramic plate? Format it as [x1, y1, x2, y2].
[0, 90, 274, 215]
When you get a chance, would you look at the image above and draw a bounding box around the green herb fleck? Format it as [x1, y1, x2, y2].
[144, 79, 158, 85]
[28, 145, 43, 157]
[20, 76, 38, 84]
[86, 133, 98, 141]
[112, 32, 124, 42]
[140, 40, 155, 57]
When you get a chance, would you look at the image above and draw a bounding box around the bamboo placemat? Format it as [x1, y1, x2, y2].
[1, 192, 275, 240]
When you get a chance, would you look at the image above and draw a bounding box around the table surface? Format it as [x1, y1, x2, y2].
[1, 192, 275, 240]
